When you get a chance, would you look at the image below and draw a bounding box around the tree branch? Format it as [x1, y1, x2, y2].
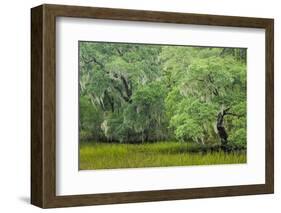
[113, 85, 131, 103]
[82, 55, 104, 68]
[224, 112, 244, 118]
[116, 47, 124, 56]
[120, 75, 132, 99]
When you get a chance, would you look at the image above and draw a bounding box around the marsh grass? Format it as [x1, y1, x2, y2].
[79, 141, 246, 170]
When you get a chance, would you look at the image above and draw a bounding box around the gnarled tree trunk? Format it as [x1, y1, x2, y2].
[216, 108, 230, 146]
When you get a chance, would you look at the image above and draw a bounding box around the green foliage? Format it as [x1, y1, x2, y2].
[79, 95, 104, 140]
[101, 112, 130, 143]
[124, 82, 168, 141]
[164, 50, 246, 147]
[97, 82, 168, 143]
[79, 42, 247, 148]
[169, 98, 216, 143]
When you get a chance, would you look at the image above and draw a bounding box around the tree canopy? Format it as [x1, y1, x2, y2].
[79, 42, 246, 147]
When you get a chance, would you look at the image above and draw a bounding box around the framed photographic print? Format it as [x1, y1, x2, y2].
[31, 4, 274, 208]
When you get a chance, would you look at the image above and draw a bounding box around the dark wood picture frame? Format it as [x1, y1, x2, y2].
[31, 4, 274, 208]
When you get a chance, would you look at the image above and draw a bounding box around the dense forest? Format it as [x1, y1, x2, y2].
[79, 42, 247, 150]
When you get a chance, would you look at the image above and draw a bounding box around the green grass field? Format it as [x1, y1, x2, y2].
[79, 142, 246, 170]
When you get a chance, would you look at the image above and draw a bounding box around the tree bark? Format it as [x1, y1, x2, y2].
[216, 108, 230, 146]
